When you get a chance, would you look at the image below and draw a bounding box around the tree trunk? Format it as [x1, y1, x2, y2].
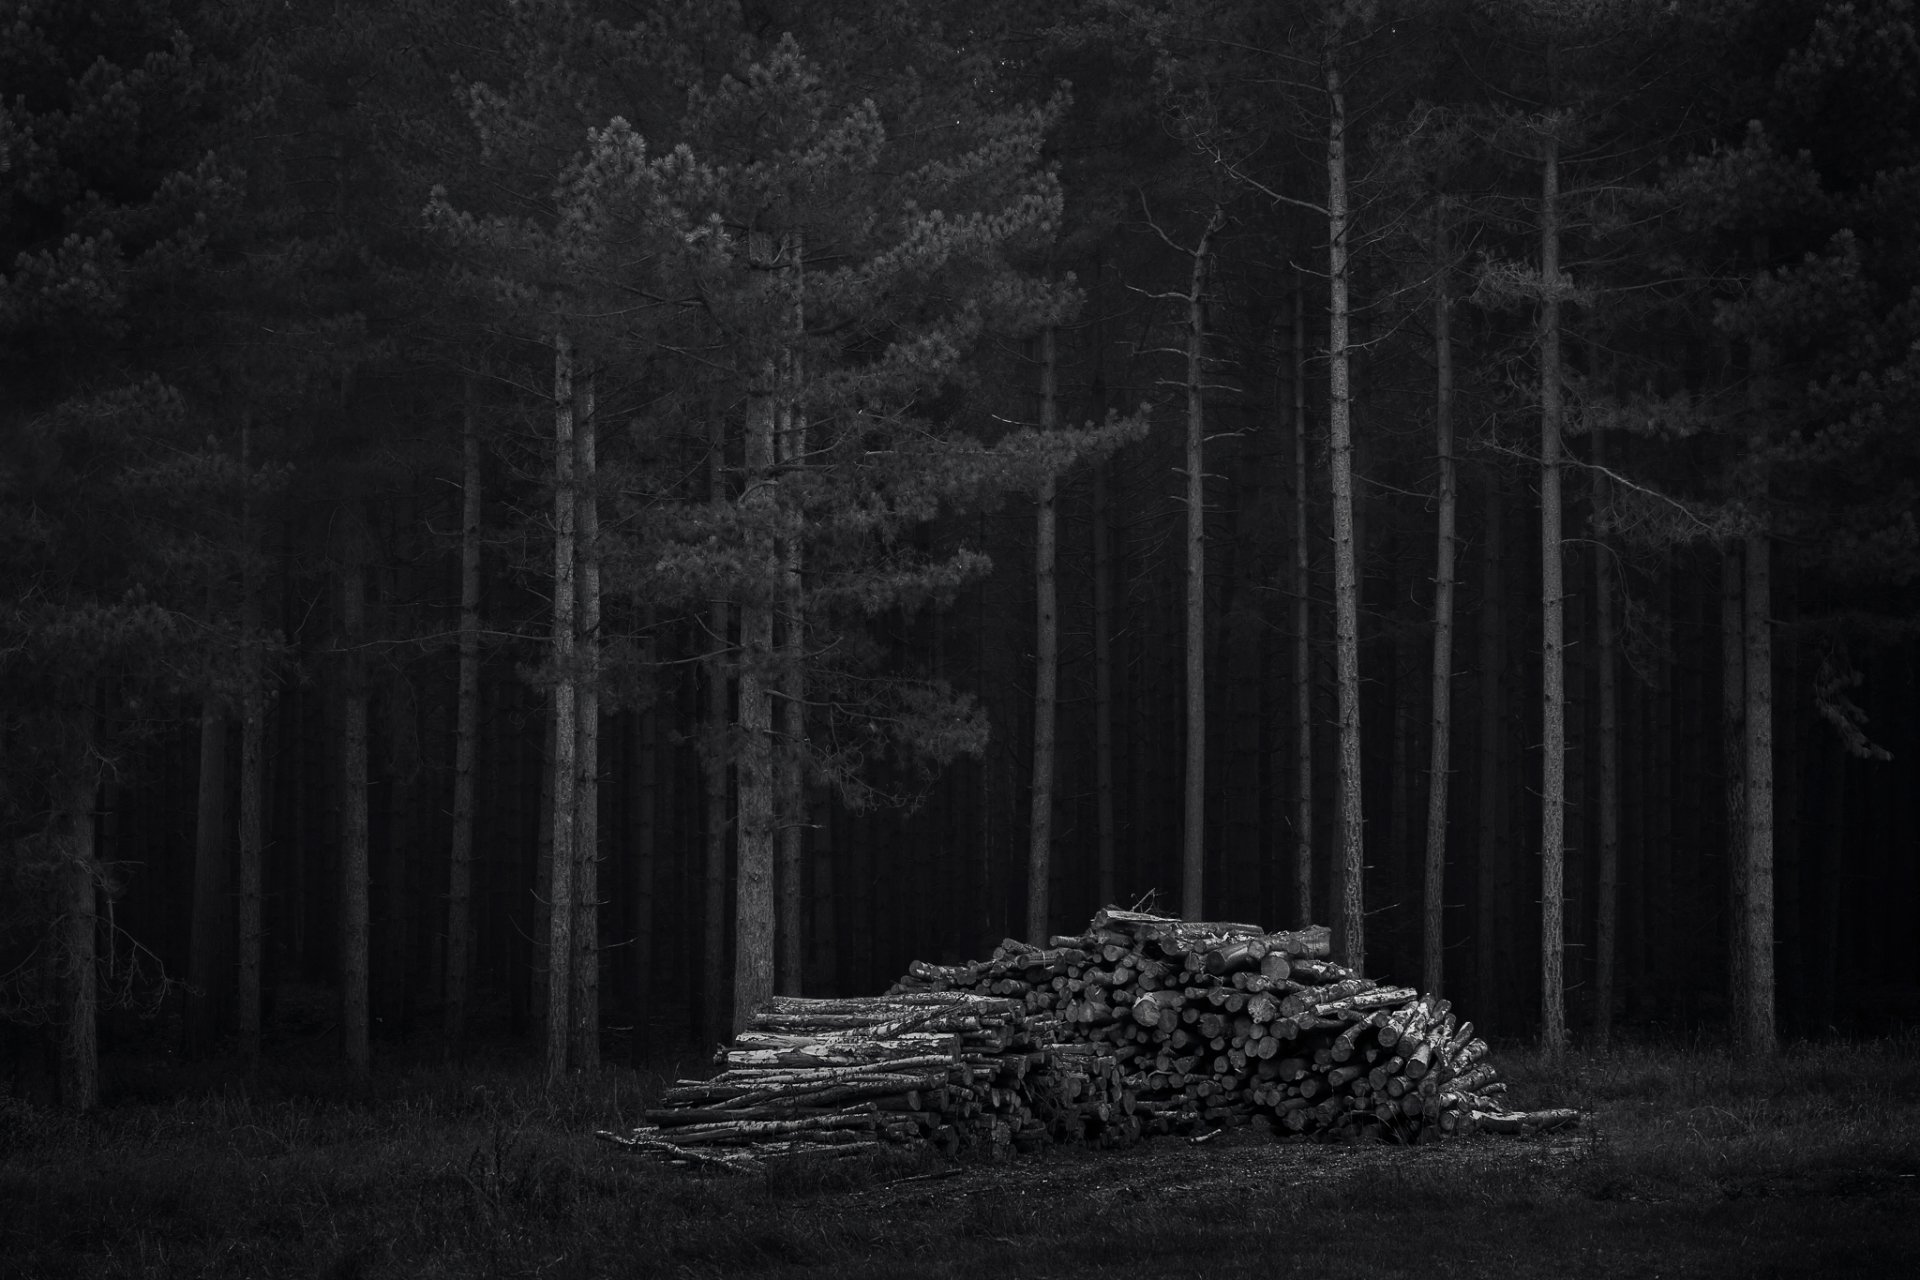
[382, 685, 412, 1039]
[1183, 212, 1223, 921]
[446, 378, 482, 1054]
[704, 412, 732, 1045]
[1592, 439, 1620, 1050]
[1325, 57, 1365, 970]
[186, 694, 230, 1058]
[735, 387, 777, 1035]
[1423, 198, 1457, 998]
[1293, 277, 1313, 929]
[777, 233, 808, 993]
[340, 508, 371, 1082]
[1028, 325, 1059, 944]
[628, 641, 658, 1063]
[571, 366, 601, 1072]
[1721, 542, 1748, 1032]
[56, 770, 99, 1112]
[1538, 130, 1567, 1059]
[1739, 531, 1776, 1055]
[236, 420, 265, 1066]
[1092, 452, 1116, 909]
[1475, 470, 1505, 1025]
[545, 329, 578, 1087]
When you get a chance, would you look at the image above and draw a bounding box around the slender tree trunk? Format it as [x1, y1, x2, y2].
[628, 634, 657, 1063]
[1092, 453, 1116, 909]
[1475, 471, 1505, 1024]
[1028, 325, 1060, 943]
[1182, 212, 1223, 921]
[1423, 198, 1457, 998]
[382, 685, 412, 1037]
[187, 693, 230, 1058]
[777, 232, 808, 993]
[57, 770, 99, 1112]
[1593, 441, 1620, 1050]
[734, 383, 777, 1034]
[1739, 531, 1776, 1054]
[446, 379, 482, 1054]
[1538, 130, 1568, 1059]
[1293, 278, 1313, 929]
[340, 509, 371, 1082]
[703, 413, 731, 1044]
[545, 330, 578, 1087]
[571, 366, 600, 1072]
[1721, 542, 1748, 1031]
[236, 415, 265, 1065]
[1325, 59, 1365, 969]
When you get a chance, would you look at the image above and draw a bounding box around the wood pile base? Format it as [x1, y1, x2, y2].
[599, 910, 1577, 1171]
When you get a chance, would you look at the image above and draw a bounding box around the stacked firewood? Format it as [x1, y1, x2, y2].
[892, 909, 1564, 1141]
[600, 909, 1574, 1169]
[596, 989, 1136, 1172]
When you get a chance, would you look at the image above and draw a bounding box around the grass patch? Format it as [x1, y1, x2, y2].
[4, 1034, 1917, 1278]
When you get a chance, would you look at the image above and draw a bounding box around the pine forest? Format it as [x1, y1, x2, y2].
[7, 0, 1920, 1116]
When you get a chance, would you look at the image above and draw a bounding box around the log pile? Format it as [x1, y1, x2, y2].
[596, 989, 1135, 1172]
[599, 909, 1575, 1170]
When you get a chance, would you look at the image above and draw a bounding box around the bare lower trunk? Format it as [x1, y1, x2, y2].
[57, 771, 99, 1112]
[628, 655, 658, 1063]
[1475, 470, 1505, 1023]
[1721, 542, 1748, 1032]
[1538, 131, 1567, 1059]
[340, 518, 370, 1082]
[735, 388, 777, 1035]
[1326, 59, 1365, 969]
[545, 330, 578, 1087]
[1293, 279, 1313, 928]
[1593, 441, 1620, 1049]
[1739, 532, 1776, 1055]
[572, 368, 601, 1072]
[777, 235, 808, 993]
[1092, 454, 1116, 908]
[187, 696, 229, 1057]
[704, 409, 732, 1043]
[236, 420, 264, 1065]
[1028, 325, 1059, 944]
[1184, 213, 1223, 921]
[1423, 199, 1457, 997]
[446, 380, 482, 1053]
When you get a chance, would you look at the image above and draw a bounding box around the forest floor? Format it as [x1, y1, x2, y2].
[3, 1032, 1917, 1279]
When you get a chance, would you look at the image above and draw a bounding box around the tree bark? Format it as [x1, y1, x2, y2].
[1592, 437, 1620, 1050]
[1184, 211, 1224, 921]
[571, 365, 601, 1072]
[186, 693, 230, 1058]
[1092, 455, 1116, 909]
[628, 664, 658, 1062]
[446, 378, 482, 1054]
[1423, 197, 1457, 998]
[704, 412, 732, 1045]
[1721, 542, 1748, 1032]
[1475, 471, 1506, 1025]
[735, 387, 777, 1035]
[777, 232, 808, 994]
[56, 770, 99, 1112]
[1028, 325, 1060, 944]
[340, 506, 371, 1082]
[1293, 277, 1313, 929]
[236, 419, 265, 1065]
[1538, 130, 1568, 1059]
[1739, 531, 1776, 1054]
[546, 329, 578, 1087]
[1325, 55, 1365, 970]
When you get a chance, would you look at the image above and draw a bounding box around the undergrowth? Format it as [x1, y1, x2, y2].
[2, 1032, 1915, 1278]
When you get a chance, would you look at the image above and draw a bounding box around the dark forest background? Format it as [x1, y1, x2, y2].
[5, 0, 1919, 1110]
